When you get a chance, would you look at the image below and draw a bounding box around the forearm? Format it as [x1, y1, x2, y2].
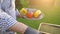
[9, 22, 40, 34]
[9, 22, 28, 34]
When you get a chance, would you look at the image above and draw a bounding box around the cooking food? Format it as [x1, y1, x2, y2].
[20, 8, 43, 20]
[20, 8, 27, 16]
[33, 10, 41, 18]
[26, 11, 33, 18]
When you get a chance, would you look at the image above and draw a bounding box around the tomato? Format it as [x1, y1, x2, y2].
[26, 12, 33, 18]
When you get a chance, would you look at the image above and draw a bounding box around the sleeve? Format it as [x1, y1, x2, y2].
[10, 0, 20, 16]
[0, 10, 17, 31]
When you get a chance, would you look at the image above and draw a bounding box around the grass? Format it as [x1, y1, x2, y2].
[17, 7, 60, 29]
[17, 7, 60, 34]
[16, 0, 60, 34]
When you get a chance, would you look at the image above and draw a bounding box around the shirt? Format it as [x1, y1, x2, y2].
[0, 0, 20, 34]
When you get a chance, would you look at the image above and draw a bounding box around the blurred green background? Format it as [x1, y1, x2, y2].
[15, 0, 60, 34]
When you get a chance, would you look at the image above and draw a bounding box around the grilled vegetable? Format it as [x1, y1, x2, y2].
[33, 10, 41, 18]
